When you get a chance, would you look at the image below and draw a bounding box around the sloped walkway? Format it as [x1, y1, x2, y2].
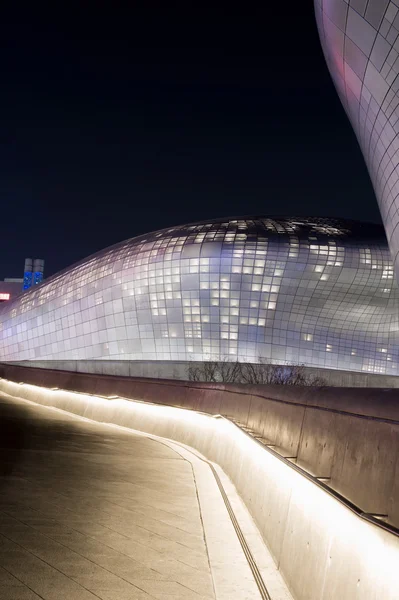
[0, 395, 215, 600]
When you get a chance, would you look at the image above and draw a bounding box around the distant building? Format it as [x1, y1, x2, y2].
[0, 279, 24, 302]
[23, 259, 33, 290]
[1, 258, 45, 302]
[33, 259, 44, 286]
[23, 258, 45, 290]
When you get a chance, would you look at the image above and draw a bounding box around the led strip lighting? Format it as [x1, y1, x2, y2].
[1, 378, 399, 600]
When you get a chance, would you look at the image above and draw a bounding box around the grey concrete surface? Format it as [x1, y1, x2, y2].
[0, 395, 216, 600]
[2, 380, 398, 600]
[2, 362, 399, 530]
[9, 359, 399, 388]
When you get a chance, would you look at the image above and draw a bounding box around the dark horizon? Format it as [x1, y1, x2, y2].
[0, 3, 380, 280]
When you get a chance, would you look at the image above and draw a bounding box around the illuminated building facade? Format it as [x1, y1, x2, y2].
[0, 280, 24, 303]
[0, 217, 398, 375]
[315, 0, 399, 285]
[23, 258, 45, 290]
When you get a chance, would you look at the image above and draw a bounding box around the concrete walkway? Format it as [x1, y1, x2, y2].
[0, 395, 216, 600]
[0, 394, 294, 600]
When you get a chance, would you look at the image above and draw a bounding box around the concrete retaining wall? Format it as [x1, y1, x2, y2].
[0, 377, 398, 600]
[8, 358, 399, 387]
[0, 362, 399, 529]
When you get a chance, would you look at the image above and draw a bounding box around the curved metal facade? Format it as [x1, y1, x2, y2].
[0, 217, 398, 374]
[315, 0, 399, 284]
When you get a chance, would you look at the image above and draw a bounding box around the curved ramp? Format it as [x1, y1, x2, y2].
[1, 378, 398, 600]
[0, 390, 291, 600]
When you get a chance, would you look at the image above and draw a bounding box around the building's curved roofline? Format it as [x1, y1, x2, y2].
[160, 214, 385, 236]
[22, 215, 387, 297]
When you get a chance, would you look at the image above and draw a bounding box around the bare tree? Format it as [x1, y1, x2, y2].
[239, 361, 326, 386]
[188, 361, 219, 382]
[217, 359, 242, 383]
[188, 358, 240, 383]
[188, 357, 326, 386]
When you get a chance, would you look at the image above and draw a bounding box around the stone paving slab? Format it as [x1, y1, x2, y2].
[0, 396, 215, 600]
[0, 393, 295, 600]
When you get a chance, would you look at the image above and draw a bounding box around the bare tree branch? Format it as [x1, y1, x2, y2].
[188, 357, 327, 386]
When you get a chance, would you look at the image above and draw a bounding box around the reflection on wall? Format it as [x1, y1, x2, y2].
[0, 217, 398, 375]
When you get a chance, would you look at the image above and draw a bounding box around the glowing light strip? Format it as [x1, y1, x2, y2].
[235, 420, 399, 538]
[1, 378, 399, 599]
[3, 379, 399, 536]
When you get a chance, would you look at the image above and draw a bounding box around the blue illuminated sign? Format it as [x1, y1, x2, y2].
[33, 271, 43, 286]
[23, 271, 33, 290]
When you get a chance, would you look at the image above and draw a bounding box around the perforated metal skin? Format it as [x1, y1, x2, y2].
[315, 0, 399, 286]
[0, 216, 397, 375]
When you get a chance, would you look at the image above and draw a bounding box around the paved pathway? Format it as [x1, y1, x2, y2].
[0, 395, 215, 600]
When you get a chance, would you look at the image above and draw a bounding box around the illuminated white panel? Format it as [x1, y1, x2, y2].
[315, 0, 399, 289]
[0, 217, 397, 374]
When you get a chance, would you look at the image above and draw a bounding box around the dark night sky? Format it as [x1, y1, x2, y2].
[0, 3, 380, 280]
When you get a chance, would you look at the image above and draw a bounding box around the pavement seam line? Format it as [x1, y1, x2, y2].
[154, 436, 272, 600]
[186, 457, 218, 600]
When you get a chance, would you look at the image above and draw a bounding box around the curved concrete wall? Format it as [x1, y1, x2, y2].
[1, 362, 399, 529]
[9, 358, 399, 387]
[0, 376, 398, 600]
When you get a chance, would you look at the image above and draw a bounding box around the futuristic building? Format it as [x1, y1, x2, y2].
[315, 0, 399, 285]
[0, 216, 398, 375]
